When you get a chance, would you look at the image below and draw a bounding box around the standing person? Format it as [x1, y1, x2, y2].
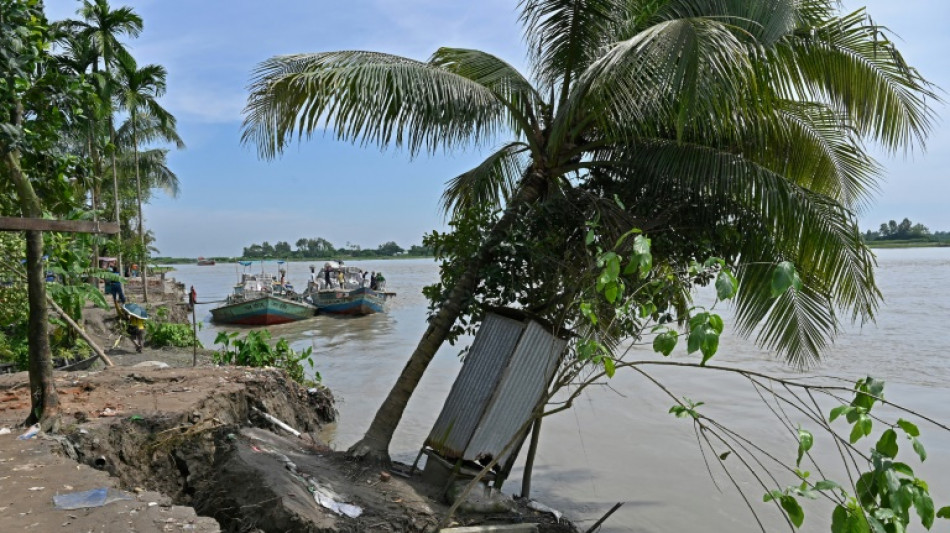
[370, 272, 377, 290]
[362, 270, 370, 287]
[324, 267, 331, 289]
[337, 269, 345, 288]
[309, 265, 317, 283]
[128, 313, 146, 353]
[375, 271, 386, 290]
[108, 265, 126, 306]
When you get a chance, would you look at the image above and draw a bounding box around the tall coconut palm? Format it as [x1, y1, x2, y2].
[242, 0, 935, 462]
[65, 0, 143, 273]
[116, 55, 179, 303]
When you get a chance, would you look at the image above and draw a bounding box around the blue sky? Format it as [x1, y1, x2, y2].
[43, 0, 949, 257]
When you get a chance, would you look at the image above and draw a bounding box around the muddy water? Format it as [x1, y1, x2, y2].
[171, 249, 950, 532]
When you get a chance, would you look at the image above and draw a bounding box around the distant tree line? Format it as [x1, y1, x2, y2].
[240, 238, 433, 259]
[863, 218, 950, 242]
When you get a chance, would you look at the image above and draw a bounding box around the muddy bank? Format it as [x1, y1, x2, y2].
[0, 365, 575, 532]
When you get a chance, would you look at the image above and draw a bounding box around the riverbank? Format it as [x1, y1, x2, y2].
[867, 240, 950, 248]
[0, 316, 577, 531]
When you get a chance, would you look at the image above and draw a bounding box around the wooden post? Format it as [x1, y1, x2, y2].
[192, 304, 198, 367]
[520, 416, 542, 499]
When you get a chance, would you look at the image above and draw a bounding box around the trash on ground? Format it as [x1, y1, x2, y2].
[308, 479, 362, 518]
[53, 487, 132, 510]
[17, 424, 40, 440]
[0, 427, 11, 435]
[527, 500, 562, 522]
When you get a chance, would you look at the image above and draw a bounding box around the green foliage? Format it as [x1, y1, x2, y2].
[145, 307, 200, 349]
[213, 329, 319, 386]
[768, 377, 948, 532]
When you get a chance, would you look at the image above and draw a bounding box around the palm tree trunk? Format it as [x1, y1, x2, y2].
[110, 117, 123, 276]
[133, 120, 148, 304]
[3, 116, 59, 428]
[347, 170, 548, 462]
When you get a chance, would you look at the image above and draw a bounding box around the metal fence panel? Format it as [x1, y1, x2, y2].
[425, 313, 525, 458]
[464, 320, 567, 463]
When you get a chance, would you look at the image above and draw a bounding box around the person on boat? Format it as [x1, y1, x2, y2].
[324, 267, 331, 289]
[337, 270, 345, 288]
[375, 271, 386, 290]
[309, 265, 317, 283]
[362, 271, 370, 287]
[370, 272, 377, 290]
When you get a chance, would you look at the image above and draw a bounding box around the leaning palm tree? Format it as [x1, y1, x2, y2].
[115, 56, 179, 303]
[242, 0, 935, 462]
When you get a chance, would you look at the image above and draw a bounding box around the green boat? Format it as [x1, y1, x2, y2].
[210, 263, 315, 325]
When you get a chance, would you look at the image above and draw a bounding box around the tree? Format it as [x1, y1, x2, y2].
[1, 0, 96, 426]
[242, 1, 934, 461]
[274, 240, 292, 255]
[375, 241, 404, 256]
[115, 54, 178, 303]
[65, 0, 143, 273]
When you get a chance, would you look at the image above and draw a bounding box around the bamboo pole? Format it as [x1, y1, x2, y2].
[47, 297, 114, 367]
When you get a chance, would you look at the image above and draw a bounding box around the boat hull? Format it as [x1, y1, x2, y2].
[210, 295, 315, 325]
[311, 287, 387, 316]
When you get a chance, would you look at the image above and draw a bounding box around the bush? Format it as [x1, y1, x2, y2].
[213, 329, 319, 386]
[145, 306, 201, 349]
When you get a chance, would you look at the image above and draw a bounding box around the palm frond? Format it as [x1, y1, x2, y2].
[241, 51, 512, 160]
[519, 0, 623, 95]
[440, 142, 531, 218]
[769, 8, 938, 152]
[582, 139, 879, 366]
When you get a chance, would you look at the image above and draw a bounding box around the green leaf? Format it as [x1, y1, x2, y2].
[936, 506, 950, 519]
[830, 405, 853, 422]
[585, 229, 595, 245]
[796, 429, 814, 467]
[669, 405, 689, 418]
[604, 282, 619, 303]
[707, 314, 724, 334]
[719, 451, 731, 461]
[715, 270, 738, 300]
[866, 515, 887, 533]
[763, 489, 784, 503]
[831, 504, 870, 533]
[771, 261, 802, 298]
[896, 419, 920, 437]
[891, 462, 914, 477]
[653, 330, 678, 356]
[875, 429, 899, 459]
[912, 437, 927, 462]
[602, 356, 616, 378]
[780, 495, 805, 528]
[850, 417, 867, 444]
[699, 327, 720, 365]
[913, 489, 934, 529]
[815, 480, 842, 492]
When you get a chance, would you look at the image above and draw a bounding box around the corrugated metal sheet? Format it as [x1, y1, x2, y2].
[464, 320, 567, 464]
[425, 313, 525, 458]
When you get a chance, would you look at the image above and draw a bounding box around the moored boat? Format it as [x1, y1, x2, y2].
[210, 262, 315, 325]
[304, 262, 394, 316]
[197, 257, 215, 266]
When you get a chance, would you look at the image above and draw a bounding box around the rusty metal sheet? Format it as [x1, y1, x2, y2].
[463, 320, 567, 464]
[425, 313, 525, 458]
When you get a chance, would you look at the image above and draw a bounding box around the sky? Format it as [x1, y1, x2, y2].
[42, 0, 950, 258]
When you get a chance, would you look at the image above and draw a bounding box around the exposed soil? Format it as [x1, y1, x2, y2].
[0, 364, 575, 532]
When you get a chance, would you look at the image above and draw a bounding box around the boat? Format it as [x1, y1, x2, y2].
[197, 257, 216, 266]
[210, 262, 315, 325]
[304, 262, 394, 316]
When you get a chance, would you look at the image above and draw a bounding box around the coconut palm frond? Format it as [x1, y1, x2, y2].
[441, 142, 531, 218]
[242, 51, 512, 160]
[116, 110, 185, 150]
[770, 8, 938, 151]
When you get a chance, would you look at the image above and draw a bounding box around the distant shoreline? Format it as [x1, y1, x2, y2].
[151, 255, 436, 265]
[867, 241, 950, 249]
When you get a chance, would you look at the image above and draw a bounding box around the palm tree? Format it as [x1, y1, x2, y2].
[66, 0, 143, 273]
[116, 55, 179, 303]
[242, 0, 935, 462]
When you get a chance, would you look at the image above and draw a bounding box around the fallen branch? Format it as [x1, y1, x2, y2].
[47, 296, 113, 367]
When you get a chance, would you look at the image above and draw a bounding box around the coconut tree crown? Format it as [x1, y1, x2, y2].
[242, 0, 936, 369]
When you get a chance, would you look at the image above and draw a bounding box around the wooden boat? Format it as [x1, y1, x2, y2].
[211, 293, 315, 325]
[197, 257, 215, 266]
[211, 264, 315, 325]
[305, 263, 394, 316]
[309, 286, 390, 315]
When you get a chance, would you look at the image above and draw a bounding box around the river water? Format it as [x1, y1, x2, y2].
[170, 249, 950, 532]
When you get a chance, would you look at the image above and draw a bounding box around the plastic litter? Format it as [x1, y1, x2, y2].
[528, 500, 563, 523]
[307, 479, 362, 518]
[17, 424, 40, 440]
[53, 487, 132, 510]
[0, 427, 11, 435]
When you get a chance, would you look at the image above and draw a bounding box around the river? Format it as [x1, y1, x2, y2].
[169, 248, 950, 532]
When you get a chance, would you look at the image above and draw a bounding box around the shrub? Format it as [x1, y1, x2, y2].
[213, 329, 319, 386]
